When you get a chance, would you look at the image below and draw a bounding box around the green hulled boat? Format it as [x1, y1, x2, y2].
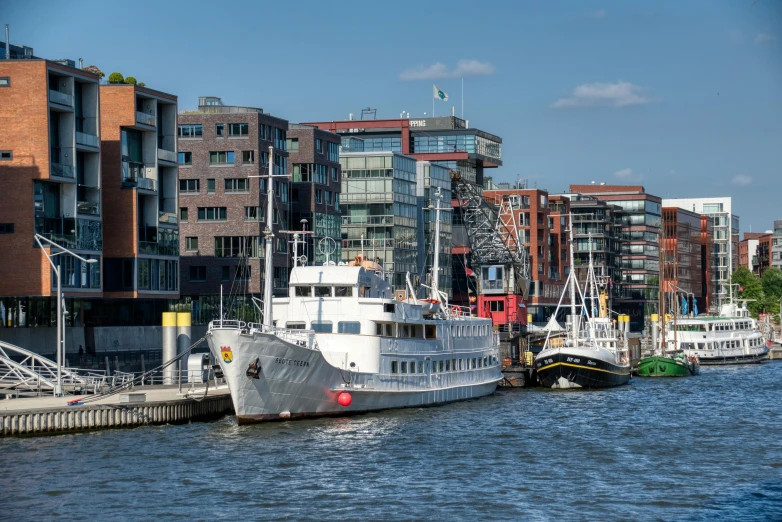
[636, 354, 699, 377]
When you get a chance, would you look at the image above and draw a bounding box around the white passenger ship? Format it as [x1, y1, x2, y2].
[665, 302, 769, 365]
[207, 189, 501, 423]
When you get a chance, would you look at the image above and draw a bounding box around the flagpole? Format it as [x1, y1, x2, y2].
[461, 77, 464, 119]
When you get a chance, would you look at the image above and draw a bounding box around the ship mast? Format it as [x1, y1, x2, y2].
[430, 188, 442, 301]
[568, 213, 577, 345]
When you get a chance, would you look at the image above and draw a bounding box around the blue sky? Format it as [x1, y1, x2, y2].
[5, 0, 781, 231]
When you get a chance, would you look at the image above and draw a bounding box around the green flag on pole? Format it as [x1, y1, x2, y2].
[433, 85, 448, 102]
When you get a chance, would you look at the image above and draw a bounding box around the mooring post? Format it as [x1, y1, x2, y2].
[140, 354, 146, 386]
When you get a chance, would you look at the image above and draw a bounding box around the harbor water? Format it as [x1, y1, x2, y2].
[1, 363, 781, 520]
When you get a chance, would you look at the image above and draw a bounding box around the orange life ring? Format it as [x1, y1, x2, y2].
[451, 306, 460, 315]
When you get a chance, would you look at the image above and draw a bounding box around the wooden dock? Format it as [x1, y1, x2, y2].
[0, 386, 233, 436]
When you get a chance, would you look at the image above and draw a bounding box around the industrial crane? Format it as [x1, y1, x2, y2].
[450, 170, 531, 332]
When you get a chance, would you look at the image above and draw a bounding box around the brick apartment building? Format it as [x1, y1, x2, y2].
[100, 84, 179, 300]
[0, 42, 181, 344]
[740, 232, 772, 276]
[569, 184, 662, 331]
[662, 206, 714, 313]
[286, 124, 342, 264]
[0, 54, 103, 329]
[177, 96, 290, 322]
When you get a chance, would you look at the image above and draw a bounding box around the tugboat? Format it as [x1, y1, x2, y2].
[535, 228, 631, 389]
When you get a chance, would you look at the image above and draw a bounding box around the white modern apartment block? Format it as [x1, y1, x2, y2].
[662, 197, 739, 309]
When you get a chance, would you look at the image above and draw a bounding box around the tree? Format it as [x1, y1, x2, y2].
[125, 76, 137, 85]
[137, 82, 146, 87]
[108, 72, 124, 84]
[82, 65, 105, 79]
[731, 267, 764, 317]
[761, 267, 782, 300]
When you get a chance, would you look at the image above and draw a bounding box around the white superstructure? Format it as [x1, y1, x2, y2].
[665, 302, 769, 364]
[208, 265, 501, 422]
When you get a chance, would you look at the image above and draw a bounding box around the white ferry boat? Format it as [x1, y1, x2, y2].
[665, 302, 769, 365]
[207, 189, 501, 423]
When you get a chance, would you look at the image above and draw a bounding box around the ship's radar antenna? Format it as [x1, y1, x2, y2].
[318, 237, 337, 265]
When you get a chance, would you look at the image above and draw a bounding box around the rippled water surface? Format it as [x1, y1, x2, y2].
[2, 363, 782, 520]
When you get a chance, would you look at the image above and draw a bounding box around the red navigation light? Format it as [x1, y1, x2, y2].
[337, 392, 352, 407]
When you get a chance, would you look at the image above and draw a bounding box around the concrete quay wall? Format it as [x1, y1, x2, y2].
[0, 394, 233, 436]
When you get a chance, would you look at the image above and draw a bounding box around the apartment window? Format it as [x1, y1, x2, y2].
[216, 124, 224, 137]
[316, 139, 323, 153]
[242, 150, 255, 164]
[325, 191, 332, 205]
[222, 265, 251, 282]
[273, 208, 279, 224]
[178, 152, 192, 165]
[209, 151, 234, 165]
[0, 77, 9, 87]
[224, 178, 249, 193]
[1, 150, 12, 160]
[179, 179, 199, 193]
[286, 138, 299, 151]
[279, 182, 288, 203]
[331, 166, 338, 182]
[315, 189, 323, 204]
[215, 236, 260, 258]
[189, 266, 206, 282]
[178, 124, 202, 138]
[244, 206, 264, 222]
[207, 179, 216, 193]
[179, 208, 188, 221]
[228, 123, 249, 137]
[185, 237, 198, 251]
[0, 223, 14, 234]
[328, 142, 339, 162]
[197, 207, 227, 221]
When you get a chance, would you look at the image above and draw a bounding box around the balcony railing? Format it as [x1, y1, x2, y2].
[50, 147, 75, 179]
[77, 201, 100, 216]
[341, 215, 394, 226]
[159, 211, 178, 224]
[76, 131, 99, 148]
[139, 241, 159, 255]
[137, 177, 157, 191]
[49, 89, 73, 107]
[136, 111, 156, 127]
[40, 232, 77, 250]
[158, 148, 177, 163]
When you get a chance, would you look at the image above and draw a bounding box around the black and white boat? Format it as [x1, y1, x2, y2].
[534, 228, 631, 389]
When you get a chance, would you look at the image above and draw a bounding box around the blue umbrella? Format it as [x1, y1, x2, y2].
[681, 295, 688, 316]
[693, 298, 699, 317]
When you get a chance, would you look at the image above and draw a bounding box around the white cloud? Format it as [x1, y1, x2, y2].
[399, 59, 496, 81]
[552, 81, 658, 108]
[732, 174, 752, 186]
[613, 168, 644, 182]
[755, 33, 777, 44]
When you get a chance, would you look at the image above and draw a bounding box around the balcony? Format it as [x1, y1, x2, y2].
[76, 131, 99, 148]
[158, 148, 177, 163]
[139, 240, 179, 256]
[40, 232, 77, 250]
[50, 147, 75, 179]
[77, 201, 100, 216]
[159, 211, 178, 225]
[341, 215, 394, 226]
[136, 111, 156, 127]
[49, 89, 73, 107]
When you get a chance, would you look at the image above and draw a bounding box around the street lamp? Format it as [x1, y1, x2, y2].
[35, 234, 97, 397]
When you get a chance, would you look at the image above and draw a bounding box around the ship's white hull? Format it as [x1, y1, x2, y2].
[208, 328, 501, 423]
